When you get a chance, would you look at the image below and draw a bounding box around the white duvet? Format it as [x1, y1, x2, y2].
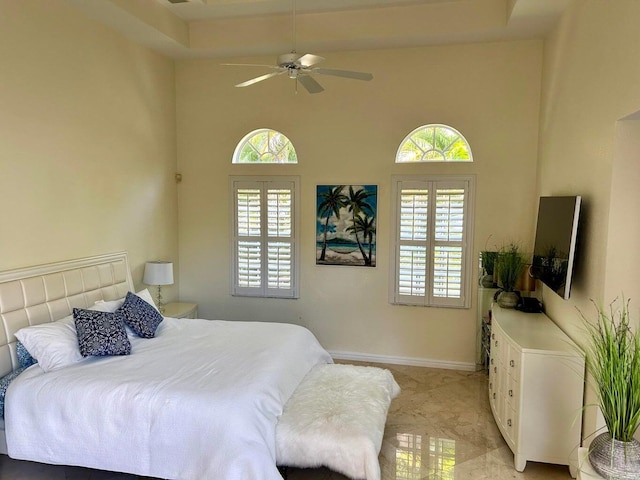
[5, 317, 332, 480]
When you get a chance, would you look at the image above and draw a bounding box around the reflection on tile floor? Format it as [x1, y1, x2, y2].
[287, 362, 572, 480]
[0, 363, 573, 479]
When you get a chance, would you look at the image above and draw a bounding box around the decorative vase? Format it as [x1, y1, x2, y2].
[480, 273, 495, 288]
[588, 432, 640, 480]
[497, 291, 519, 309]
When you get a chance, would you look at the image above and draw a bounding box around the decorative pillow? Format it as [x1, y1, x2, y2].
[16, 341, 37, 369]
[117, 291, 163, 338]
[15, 316, 84, 373]
[73, 308, 131, 357]
[0, 366, 26, 419]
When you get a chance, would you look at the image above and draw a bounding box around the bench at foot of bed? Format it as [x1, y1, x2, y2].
[276, 363, 400, 480]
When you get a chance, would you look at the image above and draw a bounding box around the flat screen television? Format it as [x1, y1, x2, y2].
[532, 196, 582, 300]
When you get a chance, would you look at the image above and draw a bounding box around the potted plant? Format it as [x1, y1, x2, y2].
[584, 299, 640, 479]
[480, 250, 498, 287]
[495, 243, 525, 308]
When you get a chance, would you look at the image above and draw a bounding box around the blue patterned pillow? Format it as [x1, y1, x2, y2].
[117, 291, 163, 338]
[73, 308, 131, 357]
[0, 367, 26, 419]
[16, 341, 37, 368]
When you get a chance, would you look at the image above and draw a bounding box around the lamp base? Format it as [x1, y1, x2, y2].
[156, 285, 165, 314]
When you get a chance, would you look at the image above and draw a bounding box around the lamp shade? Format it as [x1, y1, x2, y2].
[143, 261, 174, 286]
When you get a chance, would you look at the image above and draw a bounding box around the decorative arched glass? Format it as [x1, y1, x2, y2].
[396, 124, 472, 163]
[233, 129, 298, 164]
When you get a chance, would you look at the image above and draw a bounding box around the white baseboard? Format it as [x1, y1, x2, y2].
[328, 350, 477, 372]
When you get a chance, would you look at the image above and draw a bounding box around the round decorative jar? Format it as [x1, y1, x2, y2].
[497, 291, 519, 309]
[588, 432, 640, 480]
[480, 273, 495, 288]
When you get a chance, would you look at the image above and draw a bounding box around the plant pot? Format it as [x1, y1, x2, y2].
[480, 273, 495, 288]
[588, 432, 640, 480]
[497, 291, 519, 309]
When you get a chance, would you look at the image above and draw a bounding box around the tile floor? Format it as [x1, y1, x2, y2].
[0, 363, 573, 479]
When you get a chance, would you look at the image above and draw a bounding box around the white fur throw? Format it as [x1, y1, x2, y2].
[275, 363, 400, 480]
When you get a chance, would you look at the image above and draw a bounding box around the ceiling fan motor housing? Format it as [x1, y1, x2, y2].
[278, 53, 303, 68]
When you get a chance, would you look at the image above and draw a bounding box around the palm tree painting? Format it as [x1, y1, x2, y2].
[316, 185, 377, 267]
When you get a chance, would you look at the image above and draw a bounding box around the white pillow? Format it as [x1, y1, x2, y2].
[134, 288, 160, 312]
[92, 289, 159, 313]
[15, 315, 83, 373]
[91, 298, 124, 313]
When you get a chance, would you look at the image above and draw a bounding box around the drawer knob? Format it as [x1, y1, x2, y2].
[492, 393, 496, 400]
[507, 419, 512, 427]
[491, 358, 494, 365]
[492, 333, 495, 339]
[489, 382, 492, 389]
[510, 360, 515, 367]
[509, 389, 513, 397]
[495, 340, 499, 347]
[494, 366, 497, 374]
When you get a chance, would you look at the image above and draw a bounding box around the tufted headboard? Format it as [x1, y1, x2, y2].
[0, 252, 133, 378]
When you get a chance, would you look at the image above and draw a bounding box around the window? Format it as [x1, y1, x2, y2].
[233, 129, 297, 164]
[396, 124, 472, 163]
[230, 176, 300, 298]
[389, 175, 475, 308]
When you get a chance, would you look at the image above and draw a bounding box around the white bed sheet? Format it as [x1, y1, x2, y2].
[5, 317, 332, 480]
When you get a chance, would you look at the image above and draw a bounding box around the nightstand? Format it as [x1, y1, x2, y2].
[162, 302, 198, 319]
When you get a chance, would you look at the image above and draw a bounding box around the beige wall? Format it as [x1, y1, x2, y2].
[538, 0, 640, 442]
[7, 0, 640, 448]
[0, 0, 179, 295]
[176, 40, 542, 365]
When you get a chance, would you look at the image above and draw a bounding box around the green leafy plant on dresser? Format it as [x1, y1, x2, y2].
[494, 243, 525, 308]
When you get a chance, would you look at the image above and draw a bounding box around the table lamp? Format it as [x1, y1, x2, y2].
[143, 261, 174, 314]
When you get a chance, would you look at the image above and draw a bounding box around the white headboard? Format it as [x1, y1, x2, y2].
[0, 252, 133, 377]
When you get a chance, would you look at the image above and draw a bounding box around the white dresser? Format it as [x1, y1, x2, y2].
[489, 305, 585, 478]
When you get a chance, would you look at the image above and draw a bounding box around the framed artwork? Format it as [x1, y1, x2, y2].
[316, 185, 377, 267]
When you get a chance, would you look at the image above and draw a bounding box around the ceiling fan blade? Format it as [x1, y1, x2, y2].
[298, 74, 324, 94]
[297, 54, 325, 67]
[235, 71, 285, 88]
[222, 63, 280, 69]
[313, 68, 373, 81]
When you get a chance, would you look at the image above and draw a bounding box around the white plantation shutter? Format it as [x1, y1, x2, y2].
[231, 177, 299, 298]
[398, 187, 429, 298]
[266, 188, 292, 294]
[391, 176, 474, 308]
[433, 187, 464, 301]
[236, 188, 261, 289]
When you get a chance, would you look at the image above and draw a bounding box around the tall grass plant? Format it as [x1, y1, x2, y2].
[583, 299, 640, 442]
[495, 243, 525, 292]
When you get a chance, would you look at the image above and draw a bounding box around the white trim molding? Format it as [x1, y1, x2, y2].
[329, 350, 476, 372]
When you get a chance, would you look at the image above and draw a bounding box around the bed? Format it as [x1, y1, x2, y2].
[0, 252, 333, 480]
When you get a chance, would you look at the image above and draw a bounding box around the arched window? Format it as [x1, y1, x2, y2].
[233, 129, 297, 164]
[396, 124, 472, 163]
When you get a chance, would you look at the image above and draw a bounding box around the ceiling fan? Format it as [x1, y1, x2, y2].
[222, 1, 373, 94]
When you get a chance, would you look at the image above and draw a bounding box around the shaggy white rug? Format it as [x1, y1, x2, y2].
[275, 363, 400, 480]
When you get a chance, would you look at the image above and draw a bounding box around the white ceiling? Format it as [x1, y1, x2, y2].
[67, 0, 572, 59]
